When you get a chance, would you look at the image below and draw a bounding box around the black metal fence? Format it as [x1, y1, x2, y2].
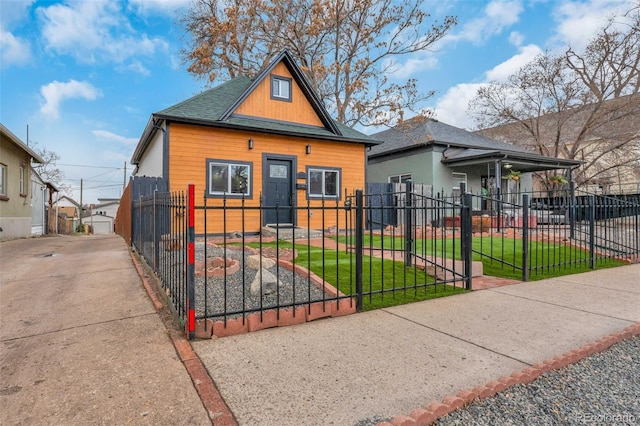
[464, 187, 640, 281]
[131, 183, 471, 338]
[132, 191, 189, 322]
[130, 183, 639, 339]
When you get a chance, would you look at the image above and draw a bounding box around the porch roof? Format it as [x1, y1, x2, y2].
[441, 148, 582, 172]
[369, 117, 582, 172]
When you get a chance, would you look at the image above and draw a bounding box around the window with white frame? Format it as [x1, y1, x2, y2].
[307, 167, 340, 199]
[206, 159, 251, 197]
[452, 172, 467, 201]
[0, 163, 6, 198]
[271, 75, 292, 101]
[19, 163, 26, 196]
[452, 172, 467, 190]
[389, 173, 412, 184]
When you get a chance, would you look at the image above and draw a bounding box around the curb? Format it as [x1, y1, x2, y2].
[379, 322, 640, 426]
[129, 251, 237, 426]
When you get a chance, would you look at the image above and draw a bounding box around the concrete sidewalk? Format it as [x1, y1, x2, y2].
[193, 263, 640, 425]
[0, 235, 211, 425]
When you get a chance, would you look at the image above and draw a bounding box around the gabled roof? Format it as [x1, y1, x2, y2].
[369, 117, 582, 171]
[132, 50, 378, 164]
[219, 50, 342, 135]
[0, 123, 44, 163]
[369, 117, 536, 157]
[56, 195, 81, 208]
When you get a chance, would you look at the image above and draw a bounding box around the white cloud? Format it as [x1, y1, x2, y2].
[0, 28, 31, 67]
[0, 0, 35, 28]
[432, 41, 543, 128]
[386, 54, 439, 79]
[40, 80, 102, 119]
[0, 0, 35, 68]
[170, 54, 182, 71]
[37, 1, 168, 64]
[432, 83, 486, 130]
[127, 0, 191, 16]
[92, 130, 138, 145]
[508, 31, 524, 47]
[452, 0, 524, 45]
[551, 0, 635, 51]
[122, 60, 151, 76]
[485, 44, 543, 81]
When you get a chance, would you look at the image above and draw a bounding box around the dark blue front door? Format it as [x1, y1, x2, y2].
[264, 158, 293, 226]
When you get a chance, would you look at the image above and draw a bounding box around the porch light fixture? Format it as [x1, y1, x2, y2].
[248, 138, 254, 149]
[306, 144, 311, 154]
[504, 163, 513, 169]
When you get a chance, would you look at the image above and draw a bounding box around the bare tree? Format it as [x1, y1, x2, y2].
[181, 0, 456, 128]
[31, 144, 72, 194]
[471, 7, 640, 192]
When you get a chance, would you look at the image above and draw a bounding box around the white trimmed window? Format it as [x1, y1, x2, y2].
[19, 163, 26, 196]
[207, 159, 251, 197]
[452, 172, 467, 191]
[389, 173, 412, 184]
[271, 75, 292, 101]
[0, 164, 6, 197]
[452, 172, 467, 201]
[308, 167, 340, 199]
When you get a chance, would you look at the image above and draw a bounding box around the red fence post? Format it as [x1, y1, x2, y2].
[186, 184, 196, 340]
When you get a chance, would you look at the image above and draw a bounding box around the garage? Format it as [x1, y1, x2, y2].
[86, 214, 114, 234]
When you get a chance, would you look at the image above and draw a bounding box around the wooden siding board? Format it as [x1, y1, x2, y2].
[234, 63, 324, 127]
[168, 124, 364, 234]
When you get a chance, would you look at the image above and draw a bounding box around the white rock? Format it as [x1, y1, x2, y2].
[250, 268, 278, 297]
[247, 255, 276, 270]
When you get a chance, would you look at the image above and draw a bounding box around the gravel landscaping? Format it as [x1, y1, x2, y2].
[435, 335, 639, 426]
[192, 242, 329, 321]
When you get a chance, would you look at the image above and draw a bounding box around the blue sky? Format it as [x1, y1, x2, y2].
[1, 0, 634, 204]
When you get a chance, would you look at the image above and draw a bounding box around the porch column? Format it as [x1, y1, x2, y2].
[569, 168, 576, 239]
[495, 160, 502, 231]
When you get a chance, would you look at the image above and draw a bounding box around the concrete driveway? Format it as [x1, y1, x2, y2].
[0, 234, 211, 425]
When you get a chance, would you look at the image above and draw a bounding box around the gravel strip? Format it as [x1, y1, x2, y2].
[436, 335, 639, 426]
[192, 243, 329, 320]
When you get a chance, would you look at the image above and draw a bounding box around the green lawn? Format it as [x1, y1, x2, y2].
[241, 241, 468, 311]
[336, 234, 626, 281]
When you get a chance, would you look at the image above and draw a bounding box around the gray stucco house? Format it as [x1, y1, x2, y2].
[367, 117, 581, 204]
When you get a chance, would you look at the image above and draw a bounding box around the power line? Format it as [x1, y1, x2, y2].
[58, 163, 123, 169]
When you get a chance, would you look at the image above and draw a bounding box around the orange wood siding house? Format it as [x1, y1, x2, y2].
[131, 51, 378, 234]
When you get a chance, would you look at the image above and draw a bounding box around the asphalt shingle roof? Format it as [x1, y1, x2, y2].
[132, 50, 380, 165]
[369, 117, 536, 157]
[156, 77, 253, 122]
[153, 73, 375, 144]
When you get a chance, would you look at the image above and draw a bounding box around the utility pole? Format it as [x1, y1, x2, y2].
[123, 161, 127, 192]
[79, 178, 83, 231]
